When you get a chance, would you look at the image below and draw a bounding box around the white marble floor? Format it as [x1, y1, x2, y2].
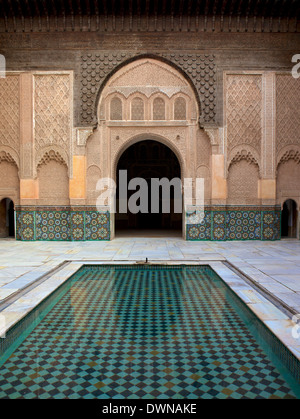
[0, 236, 299, 313]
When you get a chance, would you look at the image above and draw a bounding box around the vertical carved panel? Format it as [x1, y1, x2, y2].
[277, 160, 300, 198]
[276, 74, 300, 153]
[174, 97, 186, 120]
[228, 160, 259, 204]
[110, 97, 123, 120]
[37, 159, 69, 205]
[131, 97, 144, 120]
[34, 74, 71, 156]
[0, 75, 20, 153]
[226, 74, 262, 155]
[153, 97, 165, 120]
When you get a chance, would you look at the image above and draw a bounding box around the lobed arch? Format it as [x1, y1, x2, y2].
[37, 149, 69, 206]
[0, 148, 20, 171]
[36, 147, 69, 172]
[227, 147, 261, 178]
[276, 146, 300, 174]
[105, 90, 192, 122]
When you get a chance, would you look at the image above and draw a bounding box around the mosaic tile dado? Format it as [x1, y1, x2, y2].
[186, 210, 211, 241]
[85, 211, 110, 241]
[262, 211, 281, 241]
[16, 211, 35, 241]
[16, 208, 110, 242]
[36, 210, 71, 241]
[186, 207, 281, 241]
[226, 210, 261, 241]
[16, 207, 280, 242]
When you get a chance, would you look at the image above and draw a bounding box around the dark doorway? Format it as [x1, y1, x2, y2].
[115, 140, 182, 235]
[0, 198, 15, 238]
[281, 199, 298, 238]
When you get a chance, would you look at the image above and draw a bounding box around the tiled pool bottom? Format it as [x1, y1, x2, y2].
[0, 265, 299, 399]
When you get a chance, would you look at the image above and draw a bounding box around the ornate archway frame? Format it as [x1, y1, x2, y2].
[81, 56, 220, 240]
[111, 133, 186, 240]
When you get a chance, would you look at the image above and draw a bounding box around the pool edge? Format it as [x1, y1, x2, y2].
[0, 259, 300, 368]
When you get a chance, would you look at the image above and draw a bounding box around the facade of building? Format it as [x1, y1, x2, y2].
[0, 0, 299, 241]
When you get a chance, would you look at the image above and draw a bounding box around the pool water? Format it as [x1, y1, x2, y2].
[0, 265, 299, 399]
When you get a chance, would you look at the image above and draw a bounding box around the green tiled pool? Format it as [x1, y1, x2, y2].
[0, 265, 300, 399]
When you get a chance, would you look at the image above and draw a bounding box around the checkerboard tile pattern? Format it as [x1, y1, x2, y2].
[0, 266, 298, 399]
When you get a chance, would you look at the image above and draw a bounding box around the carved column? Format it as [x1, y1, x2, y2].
[204, 127, 227, 204]
[259, 72, 276, 204]
[19, 72, 38, 203]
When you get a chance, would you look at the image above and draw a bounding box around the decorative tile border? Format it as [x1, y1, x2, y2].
[16, 206, 280, 242]
[70, 211, 85, 241]
[15, 211, 35, 241]
[85, 211, 110, 241]
[186, 206, 281, 241]
[36, 210, 71, 241]
[212, 210, 227, 241]
[16, 207, 110, 241]
[186, 210, 211, 241]
[262, 210, 281, 241]
[226, 210, 261, 241]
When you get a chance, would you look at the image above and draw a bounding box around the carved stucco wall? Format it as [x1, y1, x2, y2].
[78, 53, 216, 127]
[0, 75, 20, 204]
[34, 73, 72, 171]
[0, 75, 20, 168]
[277, 160, 300, 208]
[276, 74, 300, 208]
[226, 74, 262, 162]
[228, 159, 260, 205]
[0, 64, 298, 225]
[0, 160, 19, 203]
[95, 59, 201, 190]
[225, 73, 262, 202]
[196, 129, 211, 201]
[276, 74, 300, 155]
[37, 158, 69, 206]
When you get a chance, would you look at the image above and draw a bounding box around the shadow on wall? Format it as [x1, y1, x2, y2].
[0, 198, 15, 238]
[281, 199, 298, 238]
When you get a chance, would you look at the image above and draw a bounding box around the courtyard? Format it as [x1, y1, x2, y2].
[0, 0, 299, 401]
[1, 237, 300, 315]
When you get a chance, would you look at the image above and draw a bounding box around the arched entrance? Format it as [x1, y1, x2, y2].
[0, 198, 15, 238]
[115, 140, 182, 236]
[281, 199, 298, 238]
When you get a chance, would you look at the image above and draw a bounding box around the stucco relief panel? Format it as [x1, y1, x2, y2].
[276, 74, 300, 154]
[34, 73, 72, 169]
[0, 75, 20, 156]
[225, 74, 262, 158]
[79, 52, 216, 127]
